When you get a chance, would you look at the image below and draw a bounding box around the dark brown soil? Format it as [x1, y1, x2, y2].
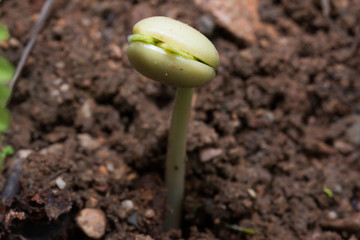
[1, 0, 360, 239]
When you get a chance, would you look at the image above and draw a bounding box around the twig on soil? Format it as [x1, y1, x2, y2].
[321, 213, 360, 233]
[1, 150, 32, 202]
[8, 0, 56, 92]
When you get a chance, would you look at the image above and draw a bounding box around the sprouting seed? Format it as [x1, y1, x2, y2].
[127, 16, 219, 231]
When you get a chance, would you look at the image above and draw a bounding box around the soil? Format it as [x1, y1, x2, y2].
[1, 0, 360, 239]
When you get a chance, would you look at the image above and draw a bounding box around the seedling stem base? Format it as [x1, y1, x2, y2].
[164, 87, 194, 231]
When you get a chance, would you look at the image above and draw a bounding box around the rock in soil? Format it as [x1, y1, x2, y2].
[76, 208, 107, 239]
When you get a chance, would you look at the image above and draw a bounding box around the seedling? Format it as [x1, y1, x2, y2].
[127, 16, 219, 230]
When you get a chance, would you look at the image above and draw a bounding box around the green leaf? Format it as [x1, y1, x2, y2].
[0, 55, 14, 84]
[0, 85, 11, 107]
[0, 23, 10, 42]
[225, 223, 258, 235]
[323, 187, 334, 198]
[1, 145, 14, 159]
[0, 107, 10, 132]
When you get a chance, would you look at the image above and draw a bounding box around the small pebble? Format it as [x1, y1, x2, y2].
[18, 149, 33, 159]
[78, 134, 101, 151]
[9, 37, 20, 48]
[76, 208, 106, 239]
[98, 165, 108, 175]
[81, 18, 91, 26]
[334, 140, 354, 154]
[55, 61, 65, 69]
[128, 212, 139, 228]
[334, 184, 343, 193]
[328, 211, 338, 220]
[54, 78, 63, 86]
[39, 143, 64, 156]
[108, 43, 122, 59]
[121, 200, 134, 210]
[55, 177, 66, 190]
[144, 209, 155, 218]
[247, 188, 257, 199]
[243, 199, 253, 208]
[79, 100, 93, 120]
[50, 89, 60, 98]
[106, 162, 114, 172]
[199, 148, 222, 162]
[60, 83, 70, 92]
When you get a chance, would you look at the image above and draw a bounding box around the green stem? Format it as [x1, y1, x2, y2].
[164, 87, 194, 231]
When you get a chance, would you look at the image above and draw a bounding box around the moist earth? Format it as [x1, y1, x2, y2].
[1, 0, 360, 239]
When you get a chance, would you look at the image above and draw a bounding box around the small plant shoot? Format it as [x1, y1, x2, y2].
[127, 16, 219, 230]
[0, 145, 14, 168]
[323, 187, 334, 198]
[224, 223, 258, 235]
